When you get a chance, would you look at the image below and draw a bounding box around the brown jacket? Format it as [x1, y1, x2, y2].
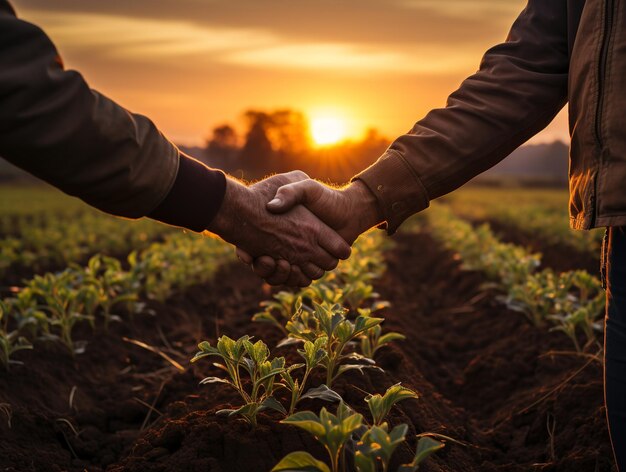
[357, 0, 625, 233]
[0, 2, 179, 218]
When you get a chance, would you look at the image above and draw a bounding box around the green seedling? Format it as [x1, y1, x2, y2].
[355, 425, 444, 472]
[28, 271, 99, 355]
[287, 302, 384, 388]
[279, 337, 344, 415]
[273, 398, 443, 472]
[0, 301, 32, 371]
[273, 403, 364, 472]
[85, 255, 140, 328]
[358, 310, 405, 360]
[253, 293, 304, 335]
[365, 384, 418, 426]
[8, 288, 49, 339]
[191, 335, 288, 426]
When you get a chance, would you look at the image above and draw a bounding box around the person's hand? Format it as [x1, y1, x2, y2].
[237, 177, 383, 284]
[208, 171, 351, 287]
[268, 179, 382, 244]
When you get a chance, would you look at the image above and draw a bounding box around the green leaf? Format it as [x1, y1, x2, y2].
[277, 337, 302, 348]
[245, 339, 270, 365]
[341, 412, 364, 435]
[398, 437, 445, 471]
[354, 453, 377, 472]
[261, 396, 287, 415]
[366, 384, 418, 425]
[199, 376, 232, 386]
[378, 332, 406, 345]
[413, 437, 445, 463]
[256, 366, 286, 384]
[217, 402, 261, 423]
[191, 341, 220, 362]
[334, 364, 382, 381]
[300, 384, 343, 403]
[353, 316, 384, 336]
[334, 321, 354, 343]
[252, 311, 280, 325]
[282, 411, 326, 438]
[271, 451, 330, 472]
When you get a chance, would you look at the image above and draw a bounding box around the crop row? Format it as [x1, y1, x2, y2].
[420, 205, 604, 355]
[192, 232, 445, 472]
[443, 187, 603, 257]
[0, 214, 175, 280]
[0, 231, 234, 370]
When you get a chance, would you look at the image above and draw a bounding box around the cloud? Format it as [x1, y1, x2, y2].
[27, 11, 277, 59]
[224, 43, 477, 74]
[14, 0, 526, 47]
[27, 10, 479, 75]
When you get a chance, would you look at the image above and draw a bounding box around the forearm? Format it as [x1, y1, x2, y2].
[0, 10, 179, 218]
[355, 0, 569, 233]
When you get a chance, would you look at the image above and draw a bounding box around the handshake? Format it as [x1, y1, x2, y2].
[207, 171, 384, 287]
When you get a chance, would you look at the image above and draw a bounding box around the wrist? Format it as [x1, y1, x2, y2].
[342, 180, 384, 234]
[149, 154, 226, 232]
[206, 177, 249, 241]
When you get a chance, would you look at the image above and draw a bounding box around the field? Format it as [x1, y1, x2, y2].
[0, 184, 614, 472]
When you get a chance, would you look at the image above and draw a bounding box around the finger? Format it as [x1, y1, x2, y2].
[300, 262, 325, 280]
[287, 265, 312, 288]
[236, 247, 253, 265]
[252, 256, 278, 279]
[267, 180, 323, 214]
[310, 247, 340, 272]
[317, 225, 352, 260]
[265, 259, 292, 286]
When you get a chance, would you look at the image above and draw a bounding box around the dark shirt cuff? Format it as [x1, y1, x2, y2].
[149, 153, 226, 232]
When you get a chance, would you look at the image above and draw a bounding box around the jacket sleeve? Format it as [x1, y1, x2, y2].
[354, 0, 570, 234]
[0, 7, 180, 218]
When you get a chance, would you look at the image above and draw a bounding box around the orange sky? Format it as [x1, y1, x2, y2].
[12, 0, 569, 147]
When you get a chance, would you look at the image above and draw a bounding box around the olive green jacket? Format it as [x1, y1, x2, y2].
[357, 0, 625, 233]
[0, 2, 179, 218]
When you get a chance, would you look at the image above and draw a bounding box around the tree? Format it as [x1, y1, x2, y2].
[208, 124, 238, 151]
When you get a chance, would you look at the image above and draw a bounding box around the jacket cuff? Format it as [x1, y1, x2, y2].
[353, 149, 429, 235]
[149, 154, 226, 232]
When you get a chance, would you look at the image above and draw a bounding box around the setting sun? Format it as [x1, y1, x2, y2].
[310, 117, 347, 146]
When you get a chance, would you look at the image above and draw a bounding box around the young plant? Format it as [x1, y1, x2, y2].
[85, 255, 140, 328]
[355, 425, 444, 472]
[253, 293, 304, 335]
[191, 335, 288, 426]
[358, 310, 405, 360]
[0, 301, 32, 371]
[28, 271, 99, 355]
[273, 402, 364, 472]
[287, 302, 384, 388]
[5, 288, 49, 339]
[273, 397, 443, 472]
[280, 337, 345, 415]
[365, 384, 418, 426]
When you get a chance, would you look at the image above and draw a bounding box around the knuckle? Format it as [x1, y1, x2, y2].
[290, 170, 308, 180]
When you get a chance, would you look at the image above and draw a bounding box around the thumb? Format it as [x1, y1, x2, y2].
[266, 180, 321, 214]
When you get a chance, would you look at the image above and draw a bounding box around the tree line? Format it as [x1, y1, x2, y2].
[198, 109, 390, 184]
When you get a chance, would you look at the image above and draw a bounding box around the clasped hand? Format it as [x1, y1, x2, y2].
[209, 171, 382, 287]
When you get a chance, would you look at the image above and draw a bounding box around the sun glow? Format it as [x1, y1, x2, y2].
[311, 117, 347, 146]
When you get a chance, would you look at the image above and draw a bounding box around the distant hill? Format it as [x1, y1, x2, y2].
[478, 141, 569, 183]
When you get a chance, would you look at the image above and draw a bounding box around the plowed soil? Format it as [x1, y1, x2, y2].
[0, 231, 615, 471]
